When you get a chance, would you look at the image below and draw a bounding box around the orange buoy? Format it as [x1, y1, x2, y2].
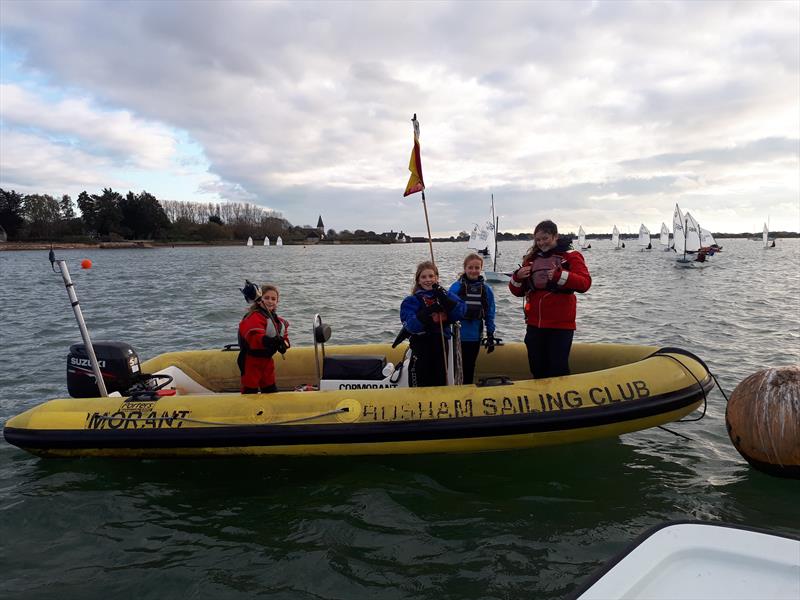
[81, 259, 92, 269]
[726, 365, 800, 478]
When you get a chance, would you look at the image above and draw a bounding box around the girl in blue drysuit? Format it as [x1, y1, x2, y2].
[400, 261, 466, 387]
[449, 253, 497, 384]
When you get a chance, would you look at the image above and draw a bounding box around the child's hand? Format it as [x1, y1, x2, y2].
[515, 265, 532, 279]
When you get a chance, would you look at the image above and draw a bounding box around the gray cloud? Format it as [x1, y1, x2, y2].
[1, 0, 798, 233]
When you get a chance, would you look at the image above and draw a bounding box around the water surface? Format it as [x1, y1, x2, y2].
[1, 239, 798, 599]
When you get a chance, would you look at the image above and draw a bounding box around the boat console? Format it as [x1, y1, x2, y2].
[314, 315, 410, 390]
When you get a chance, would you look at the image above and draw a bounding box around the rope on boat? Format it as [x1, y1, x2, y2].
[90, 407, 350, 428]
[646, 348, 731, 440]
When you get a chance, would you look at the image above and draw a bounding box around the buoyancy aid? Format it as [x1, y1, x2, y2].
[457, 275, 488, 320]
[530, 254, 564, 290]
[420, 294, 449, 325]
[238, 308, 289, 358]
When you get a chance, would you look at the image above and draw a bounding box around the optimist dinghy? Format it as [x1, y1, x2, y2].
[573, 521, 800, 600]
[3, 314, 714, 458]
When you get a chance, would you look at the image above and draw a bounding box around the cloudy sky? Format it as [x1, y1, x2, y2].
[1, 1, 798, 236]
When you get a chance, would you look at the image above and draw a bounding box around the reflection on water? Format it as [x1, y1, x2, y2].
[1, 239, 799, 599]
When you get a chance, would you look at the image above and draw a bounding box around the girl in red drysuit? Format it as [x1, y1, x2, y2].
[509, 220, 591, 379]
[238, 283, 290, 393]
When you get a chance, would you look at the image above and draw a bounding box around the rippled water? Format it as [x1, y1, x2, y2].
[1, 239, 798, 599]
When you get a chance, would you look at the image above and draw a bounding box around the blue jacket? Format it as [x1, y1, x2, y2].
[449, 276, 496, 342]
[400, 288, 466, 339]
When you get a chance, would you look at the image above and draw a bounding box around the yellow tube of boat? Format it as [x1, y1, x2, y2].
[3, 343, 713, 458]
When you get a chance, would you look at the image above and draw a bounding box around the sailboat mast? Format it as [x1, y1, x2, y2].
[494, 216, 499, 271]
[683, 217, 688, 261]
[491, 194, 498, 271]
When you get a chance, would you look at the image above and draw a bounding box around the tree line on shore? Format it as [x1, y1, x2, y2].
[1, 188, 793, 244]
[0, 187, 291, 243]
[0, 188, 408, 244]
[0, 187, 542, 245]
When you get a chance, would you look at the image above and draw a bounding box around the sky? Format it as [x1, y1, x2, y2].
[1, 0, 798, 236]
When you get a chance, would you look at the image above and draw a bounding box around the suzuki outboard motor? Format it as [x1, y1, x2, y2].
[67, 341, 141, 398]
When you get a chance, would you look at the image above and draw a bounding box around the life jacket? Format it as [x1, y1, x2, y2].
[238, 308, 288, 358]
[420, 294, 448, 325]
[457, 275, 488, 321]
[527, 240, 575, 293]
[530, 255, 563, 290]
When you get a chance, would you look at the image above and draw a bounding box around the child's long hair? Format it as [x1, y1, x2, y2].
[460, 253, 484, 278]
[411, 261, 439, 293]
[246, 284, 280, 315]
[523, 220, 559, 263]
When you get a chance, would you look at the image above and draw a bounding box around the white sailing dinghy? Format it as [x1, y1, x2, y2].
[466, 224, 483, 253]
[675, 210, 708, 268]
[246, 236, 254, 247]
[276, 236, 283, 247]
[638, 224, 651, 250]
[483, 195, 510, 283]
[672, 203, 685, 253]
[575, 521, 800, 600]
[578, 226, 591, 250]
[611, 225, 624, 250]
[763, 222, 775, 248]
[659, 222, 671, 251]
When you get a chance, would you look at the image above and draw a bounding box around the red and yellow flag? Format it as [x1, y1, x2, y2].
[403, 114, 425, 197]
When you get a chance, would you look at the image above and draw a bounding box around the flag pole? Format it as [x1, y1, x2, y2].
[404, 114, 449, 382]
[421, 190, 435, 264]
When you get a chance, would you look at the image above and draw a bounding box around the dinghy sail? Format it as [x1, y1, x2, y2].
[578, 226, 591, 250]
[467, 224, 482, 252]
[466, 201, 493, 259]
[263, 236, 270, 246]
[246, 236, 254, 247]
[660, 222, 670, 250]
[611, 225, 622, 250]
[699, 228, 717, 249]
[672, 204, 685, 255]
[276, 236, 283, 247]
[684, 213, 702, 254]
[638, 224, 651, 250]
[484, 194, 510, 283]
[762, 223, 775, 248]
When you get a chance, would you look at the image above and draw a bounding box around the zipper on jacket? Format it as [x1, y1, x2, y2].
[537, 292, 552, 328]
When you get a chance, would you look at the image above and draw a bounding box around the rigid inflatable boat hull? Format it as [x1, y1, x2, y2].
[3, 343, 713, 458]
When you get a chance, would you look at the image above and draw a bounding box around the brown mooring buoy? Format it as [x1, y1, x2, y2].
[726, 365, 800, 478]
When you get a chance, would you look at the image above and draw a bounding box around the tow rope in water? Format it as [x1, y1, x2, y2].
[90, 406, 349, 428]
[649, 349, 731, 441]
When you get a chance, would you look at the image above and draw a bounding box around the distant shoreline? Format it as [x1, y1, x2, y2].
[0, 240, 422, 251]
[1, 234, 796, 252]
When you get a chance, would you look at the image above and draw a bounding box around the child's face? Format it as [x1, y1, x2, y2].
[535, 231, 558, 252]
[465, 259, 483, 279]
[260, 290, 279, 311]
[417, 269, 438, 290]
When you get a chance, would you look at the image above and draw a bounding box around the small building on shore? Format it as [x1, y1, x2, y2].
[316, 215, 325, 239]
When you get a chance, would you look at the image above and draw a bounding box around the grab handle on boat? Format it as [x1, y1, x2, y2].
[476, 376, 513, 387]
[222, 343, 240, 352]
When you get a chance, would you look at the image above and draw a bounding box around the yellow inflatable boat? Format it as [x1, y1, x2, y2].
[3, 341, 712, 458]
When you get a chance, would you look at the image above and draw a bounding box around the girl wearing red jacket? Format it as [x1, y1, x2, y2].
[238, 284, 290, 393]
[508, 220, 591, 379]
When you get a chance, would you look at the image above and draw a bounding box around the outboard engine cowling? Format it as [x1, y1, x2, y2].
[67, 341, 141, 398]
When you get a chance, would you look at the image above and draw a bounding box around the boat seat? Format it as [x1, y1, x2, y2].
[323, 355, 386, 380]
